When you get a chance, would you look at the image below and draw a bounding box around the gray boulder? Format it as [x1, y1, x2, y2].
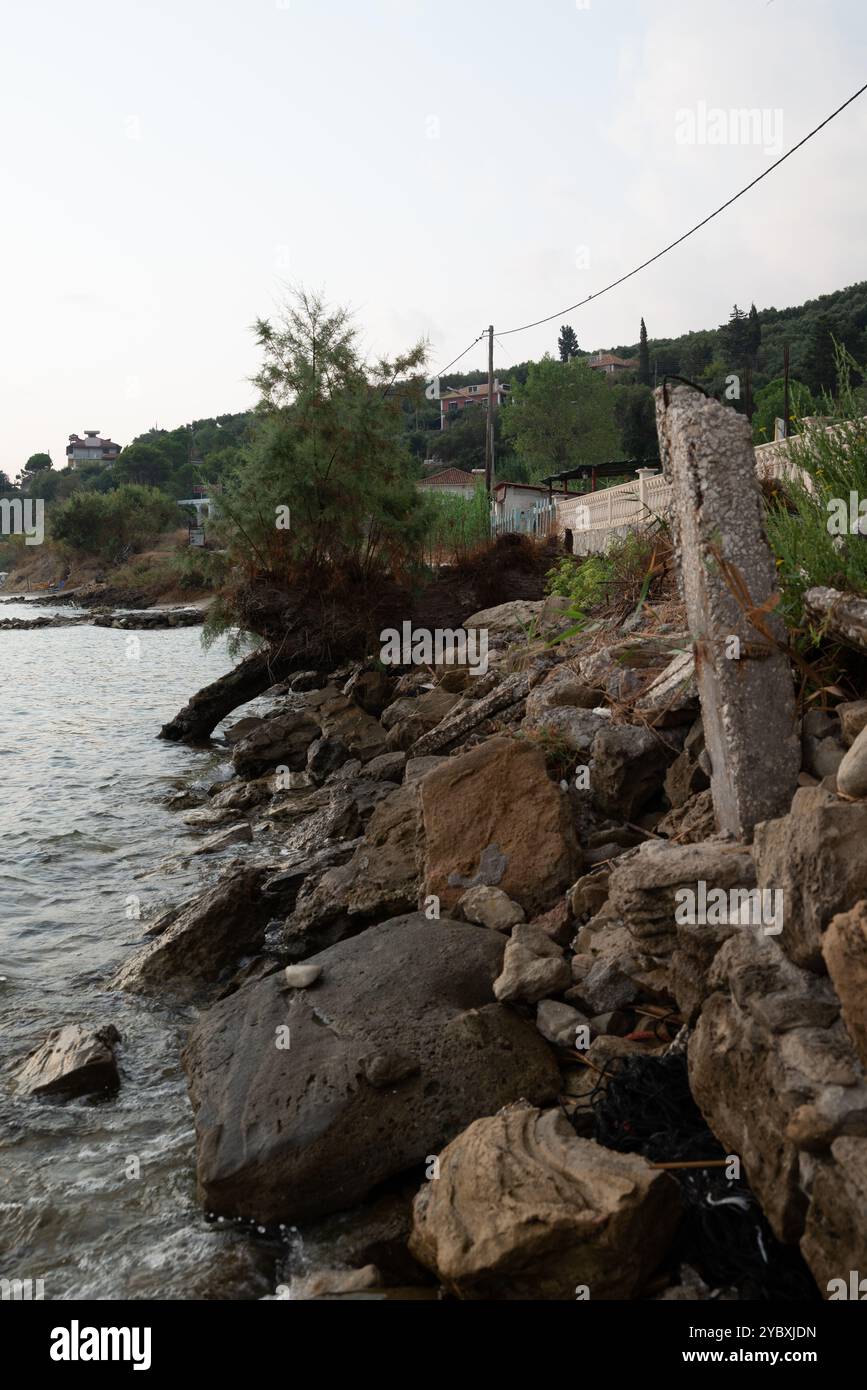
[183, 914, 560, 1225]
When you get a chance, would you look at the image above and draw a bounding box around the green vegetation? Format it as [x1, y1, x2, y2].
[501, 356, 620, 481]
[50, 485, 180, 562]
[545, 531, 662, 619]
[765, 347, 867, 623]
[419, 486, 491, 566]
[204, 291, 429, 636]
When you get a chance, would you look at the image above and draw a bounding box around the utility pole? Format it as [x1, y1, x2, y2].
[783, 343, 791, 440]
[484, 325, 495, 495]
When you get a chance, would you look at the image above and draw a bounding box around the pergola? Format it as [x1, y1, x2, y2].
[540, 458, 661, 498]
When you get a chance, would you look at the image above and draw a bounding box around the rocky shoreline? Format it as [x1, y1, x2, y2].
[19, 580, 863, 1299]
[12, 388, 867, 1300]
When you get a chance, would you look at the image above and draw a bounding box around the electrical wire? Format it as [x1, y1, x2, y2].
[497, 79, 867, 338]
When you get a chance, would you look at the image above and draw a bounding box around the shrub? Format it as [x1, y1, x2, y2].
[765, 345, 867, 623]
[50, 485, 179, 561]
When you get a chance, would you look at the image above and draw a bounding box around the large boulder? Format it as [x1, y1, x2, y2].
[420, 736, 580, 916]
[16, 1023, 121, 1099]
[182, 915, 560, 1225]
[688, 932, 867, 1244]
[409, 1102, 680, 1299]
[753, 786, 867, 972]
[114, 865, 272, 998]
[231, 711, 321, 778]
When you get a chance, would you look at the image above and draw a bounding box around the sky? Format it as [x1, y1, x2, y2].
[1, 0, 866, 472]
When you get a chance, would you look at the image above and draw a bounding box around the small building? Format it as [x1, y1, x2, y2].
[416, 467, 479, 499]
[440, 380, 509, 430]
[587, 353, 639, 377]
[66, 431, 121, 469]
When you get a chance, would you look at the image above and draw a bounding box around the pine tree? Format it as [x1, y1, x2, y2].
[638, 318, 651, 386]
[720, 304, 751, 363]
[558, 324, 579, 361]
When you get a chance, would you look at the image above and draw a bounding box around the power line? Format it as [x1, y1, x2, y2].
[430, 332, 486, 380]
[497, 78, 867, 338]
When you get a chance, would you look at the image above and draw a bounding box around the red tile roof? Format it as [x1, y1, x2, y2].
[418, 468, 476, 487]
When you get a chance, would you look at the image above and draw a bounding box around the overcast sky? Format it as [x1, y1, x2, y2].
[1, 0, 865, 471]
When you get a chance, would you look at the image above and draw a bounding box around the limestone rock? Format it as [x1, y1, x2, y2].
[462, 596, 572, 636]
[536, 1000, 588, 1048]
[183, 915, 560, 1225]
[801, 1138, 867, 1295]
[688, 931, 867, 1244]
[458, 885, 526, 932]
[493, 924, 571, 1004]
[753, 785, 867, 972]
[522, 704, 608, 757]
[409, 1103, 680, 1299]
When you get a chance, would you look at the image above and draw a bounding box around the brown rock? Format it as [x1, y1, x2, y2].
[409, 1102, 680, 1300]
[420, 736, 580, 916]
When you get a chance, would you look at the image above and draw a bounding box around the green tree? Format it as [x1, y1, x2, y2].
[0, 469, 13, 492]
[613, 384, 657, 459]
[720, 305, 751, 364]
[500, 355, 620, 479]
[215, 290, 429, 585]
[23, 452, 52, 478]
[113, 442, 170, 489]
[638, 318, 651, 386]
[558, 324, 580, 361]
[803, 313, 838, 396]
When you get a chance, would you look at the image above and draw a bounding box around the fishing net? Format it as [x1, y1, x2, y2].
[580, 1053, 819, 1301]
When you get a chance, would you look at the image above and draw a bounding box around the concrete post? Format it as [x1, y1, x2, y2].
[655, 385, 800, 840]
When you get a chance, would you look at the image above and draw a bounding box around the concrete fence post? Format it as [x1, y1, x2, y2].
[655, 385, 800, 840]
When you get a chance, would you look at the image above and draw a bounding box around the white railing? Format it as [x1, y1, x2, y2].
[491, 497, 557, 539]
